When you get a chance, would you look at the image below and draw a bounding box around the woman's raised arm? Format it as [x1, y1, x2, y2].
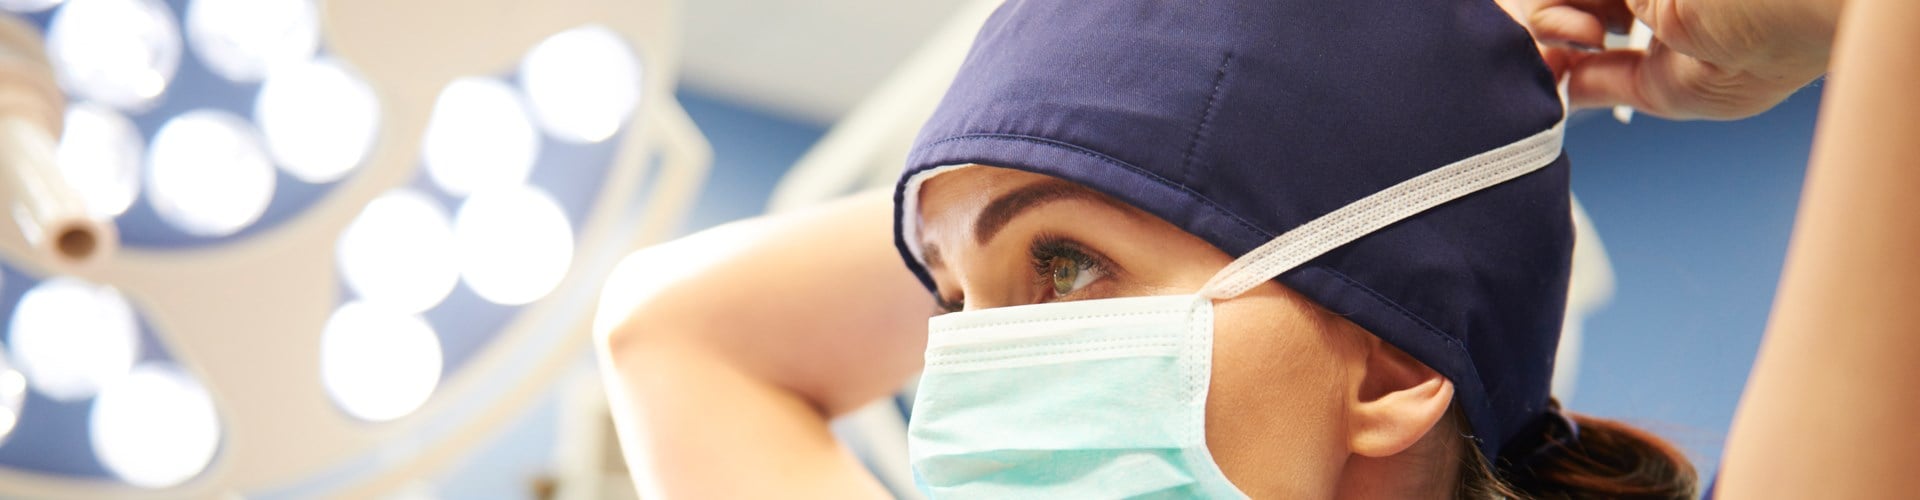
[1720, 0, 1920, 495]
[592, 190, 929, 499]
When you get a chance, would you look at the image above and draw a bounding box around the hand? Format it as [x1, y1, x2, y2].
[1501, 0, 1845, 120]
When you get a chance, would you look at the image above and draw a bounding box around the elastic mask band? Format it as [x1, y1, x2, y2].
[1196, 120, 1566, 300]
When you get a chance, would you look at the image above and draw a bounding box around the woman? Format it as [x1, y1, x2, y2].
[595, 0, 1914, 497]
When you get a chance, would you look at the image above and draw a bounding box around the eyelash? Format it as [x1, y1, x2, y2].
[931, 234, 1118, 315]
[1028, 233, 1114, 301]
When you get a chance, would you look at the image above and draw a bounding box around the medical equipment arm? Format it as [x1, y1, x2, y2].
[0, 15, 116, 266]
[1718, 0, 1920, 496]
[594, 190, 928, 498]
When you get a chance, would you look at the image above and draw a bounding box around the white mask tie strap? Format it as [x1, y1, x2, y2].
[1197, 120, 1567, 300]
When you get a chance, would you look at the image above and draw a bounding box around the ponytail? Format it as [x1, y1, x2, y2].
[1458, 402, 1698, 499]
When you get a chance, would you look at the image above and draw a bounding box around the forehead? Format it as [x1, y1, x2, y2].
[918, 166, 1054, 222]
[915, 166, 1153, 258]
[915, 167, 1037, 262]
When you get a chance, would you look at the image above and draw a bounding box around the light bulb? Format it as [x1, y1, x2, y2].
[320, 302, 442, 422]
[336, 189, 458, 313]
[56, 101, 144, 217]
[6, 277, 139, 401]
[255, 58, 380, 183]
[184, 0, 318, 83]
[519, 25, 644, 143]
[145, 110, 276, 237]
[0, 351, 26, 446]
[453, 185, 573, 306]
[90, 362, 221, 488]
[421, 78, 538, 197]
[45, 0, 181, 111]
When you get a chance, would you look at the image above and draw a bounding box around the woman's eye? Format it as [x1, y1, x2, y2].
[1045, 254, 1101, 297]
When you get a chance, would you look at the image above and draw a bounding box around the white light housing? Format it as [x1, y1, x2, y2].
[453, 185, 573, 305]
[145, 110, 277, 237]
[184, 0, 319, 83]
[320, 302, 442, 422]
[90, 363, 221, 488]
[44, 0, 181, 111]
[421, 78, 539, 197]
[336, 189, 458, 313]
[6, 277, 139, 402]
[56, 102, 144, 217]
[255, 58, 381, 184]
[519, 25, 643, 143]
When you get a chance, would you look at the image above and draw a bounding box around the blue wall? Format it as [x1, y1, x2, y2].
[672, 91, 830, 234]
[1565, 87, 1821, 475]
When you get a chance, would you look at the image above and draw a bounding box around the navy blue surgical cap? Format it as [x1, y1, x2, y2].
[892, 0, 1572, 463]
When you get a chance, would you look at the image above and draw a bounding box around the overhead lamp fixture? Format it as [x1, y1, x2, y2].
[0, 0, 708, 496]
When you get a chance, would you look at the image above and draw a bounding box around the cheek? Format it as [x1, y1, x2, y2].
[1202, 291, 1352, 496]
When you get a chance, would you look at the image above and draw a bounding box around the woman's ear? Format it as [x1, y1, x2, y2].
[1345, 335, 1454, 458]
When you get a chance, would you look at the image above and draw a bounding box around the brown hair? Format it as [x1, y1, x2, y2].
[1456, 403, 1699, 499]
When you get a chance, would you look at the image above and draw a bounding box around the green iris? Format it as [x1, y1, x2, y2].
[1049, 256, 1077, 296]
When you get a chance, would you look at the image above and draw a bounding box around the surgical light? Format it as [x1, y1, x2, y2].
[43, 0, 179, 111]
[89, 362, 221, 488]
[55, 101, 142, 217]
[255, 58, 380, 184]
[184, 0, 318, 83]
[0, 0, 708, 494]
[336, 189, 458, 314]
[520, 25, 643, 143]
[454, 184, 574, 306]
[144, 109, 276, 236]
[6, 277, 138, 402]
[421, 77, 539, 197]
[319, 301, 442, 422]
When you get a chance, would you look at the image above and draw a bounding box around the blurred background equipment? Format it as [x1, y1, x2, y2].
[0, 0, 707, 497]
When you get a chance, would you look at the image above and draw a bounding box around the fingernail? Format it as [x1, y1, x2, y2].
[1553, 41, 1605, 53]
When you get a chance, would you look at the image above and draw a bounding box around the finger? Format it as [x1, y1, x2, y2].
[1538, 45, 1594, 80]
[1563, 49, 1656, 111]
[1528, 4, 1609, 51]
[1564, 0, 1638, 34]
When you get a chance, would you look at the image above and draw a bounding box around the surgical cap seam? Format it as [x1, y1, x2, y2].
[914, 133, 1273, 244]
[1179, 51, 1234, 185]
[1318, 267, 1468, 353]
[1318, 266, 1491, 415]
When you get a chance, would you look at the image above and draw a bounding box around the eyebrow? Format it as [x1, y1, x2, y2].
[971, 179, 1136, 246]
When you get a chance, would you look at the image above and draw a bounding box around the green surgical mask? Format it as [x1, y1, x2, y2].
[906, 294, 1247, 499]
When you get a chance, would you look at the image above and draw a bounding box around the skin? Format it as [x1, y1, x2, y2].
[594, 193, 923, 498]
[1716, 0, 1920, 496]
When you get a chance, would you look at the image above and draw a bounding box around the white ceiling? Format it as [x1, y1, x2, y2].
[676, 0, 972, 124]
